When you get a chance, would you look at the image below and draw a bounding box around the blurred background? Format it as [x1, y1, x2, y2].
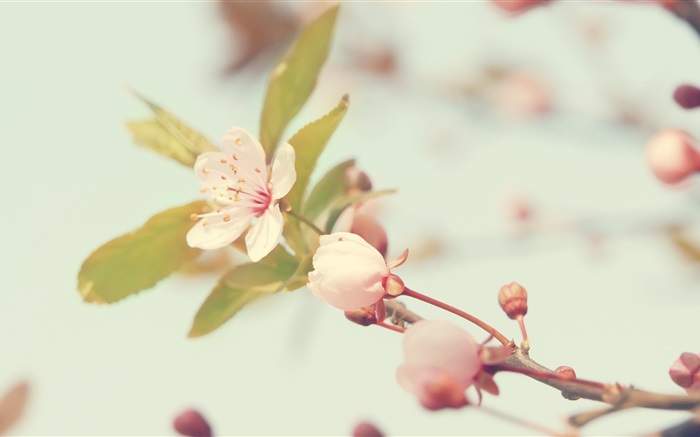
[3, 1, 700, 435]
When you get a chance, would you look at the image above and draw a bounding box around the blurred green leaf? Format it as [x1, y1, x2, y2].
[259, 5, 339, 158]
[127, 94, 217, 167]
[78, 201, 209, 303]
[282, 216, 308, 257]
[325, 190, 396, 233]
[303, 159, 355, 220]
[188, 246, 297, 337]
[281, 253, 314, 291]
[287, 95, 349, 211]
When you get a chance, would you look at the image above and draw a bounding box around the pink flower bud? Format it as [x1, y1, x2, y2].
[173, 409, 212, 437]
[308, 232, 407, 310]
[674, 84, 700, 110]
[555, 366, 576, 380]
[396, 320, 482, 410]
[646, 129, 700, 184]
[352, 422, 384, 437]
[498, 282, 528, 320]
[351, 214, 388, 257]
[491, 0, 549, 14]
[669, 352, 700, 392]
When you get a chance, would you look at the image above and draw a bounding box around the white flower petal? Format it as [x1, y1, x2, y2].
[245, 204, 284, 262]
[186, 209, 254, 250]
[270, 142, 297, 200]
[222, 127, 268, 189]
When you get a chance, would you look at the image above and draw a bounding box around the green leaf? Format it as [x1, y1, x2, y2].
[280, 253, 314, 292]
[287, 95, 349, 211]
[127, 94, 218, 167]
[188, 248, 298, 337]
[78, 201, 210, 303]
[259, 5, 339, 158]
[325, 190, 396, 233]
[303, 159, 355, 220]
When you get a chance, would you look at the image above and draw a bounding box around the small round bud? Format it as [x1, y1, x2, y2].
[646, 129, 700, 184]
[352, 422, 384, 437]
[173, 409, 212, 437]
[498, 282, 528, 320]
[344, 305, 379, 326]
[674, 84, 700, 110]
[555, 366, 577, 380]
[669, 352, 700, 392]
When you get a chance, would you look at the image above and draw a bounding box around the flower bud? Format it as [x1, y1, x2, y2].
[674, 84, 700, 110]
[351, 214, 388, 257]
[491, 0, 549, 14]
[498, 282, 528, 320]
[555, 366, 576, 380]
[173, 409, 212, 437]
[669, 352, 700, 392]
[397, 320, 482, 411]
[308, 233, 407, 311]
[646, 129, 700, 184]
[352, 422, 384, 437]
[344, 305, 380, 326]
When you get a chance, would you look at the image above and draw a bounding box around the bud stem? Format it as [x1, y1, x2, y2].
[376, 321, 405, 333]
[402, 287, 509, 345]
[516, 315, 529, 343]
[283, 209, 324, 235]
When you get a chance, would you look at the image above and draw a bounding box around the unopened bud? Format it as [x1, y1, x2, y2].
[498, 282, 528, 320]
[344, 305, 379, 326]
[353, 422, 384, 437]
[173, 409, 212, 437]
[491, 0, 549, 14]
[346, 167, 373, 196]
[669, 352, 700, 392]
[555, 366, 576, 380]
[646, 129, 700, 185]
[674, 84, 700, 110]
[351, 214, 388, 257]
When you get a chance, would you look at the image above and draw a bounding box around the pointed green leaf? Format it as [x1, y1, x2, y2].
[280, 253, 314, 292]
[188, 249, 298, 337]
[325, 190, 396, 233]
[78, 201, 210, 303]
[259, 5, 339, 158]
[303, 159, 355, 220]
[287, 95, 349, 210]
[127, 94, 217, 167]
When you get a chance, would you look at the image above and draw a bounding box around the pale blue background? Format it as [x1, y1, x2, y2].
[2, 1, 700, 435]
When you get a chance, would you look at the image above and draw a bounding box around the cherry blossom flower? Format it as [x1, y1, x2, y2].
[307, 232, 407, 310]
[187, 127, 296, 262]
[396, 320, 482, 410]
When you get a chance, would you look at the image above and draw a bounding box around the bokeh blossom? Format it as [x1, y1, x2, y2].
[396, 320, 483, 410]
[187, 127, 296, 262]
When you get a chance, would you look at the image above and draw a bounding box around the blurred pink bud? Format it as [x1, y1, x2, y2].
[674, 84, 700, 110]
[492, 71, 551, 119]
[344, 304, 382, 326]
[491, 0, 550, 14]
[669, 352, 700, 392]
[352, 422, 384, 437]
[173, 409, 212, 437]
[646, 129, 700, 184]
[397, 320, 482, 410]
[498, 282, 528, 320]
[308, 232, 407, 310]
[351, 214, 388, 257]
[346, 167, 373, 196]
